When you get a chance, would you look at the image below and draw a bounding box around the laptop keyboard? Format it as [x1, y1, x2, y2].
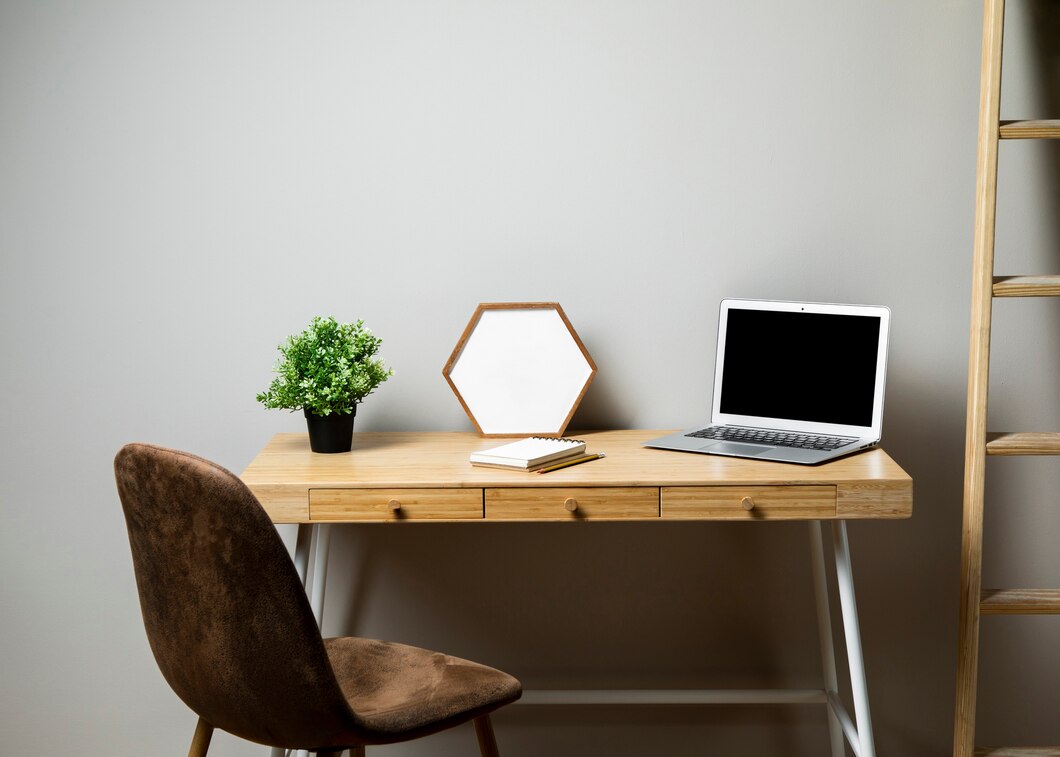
[686, 427, 857, 451]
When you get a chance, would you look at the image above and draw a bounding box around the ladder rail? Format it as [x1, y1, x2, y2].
[954, 0, 1007, 754]
[955, 0, 1060, 753]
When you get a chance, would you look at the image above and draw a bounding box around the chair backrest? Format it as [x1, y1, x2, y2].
[114, 443, 361, 748]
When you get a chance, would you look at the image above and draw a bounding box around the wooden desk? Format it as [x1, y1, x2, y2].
[242, 429, 912, 757]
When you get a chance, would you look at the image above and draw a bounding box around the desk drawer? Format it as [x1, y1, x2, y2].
[309, 488, 483, 521]
[485, 487, 659, 520]
[661, 486, 837, 520]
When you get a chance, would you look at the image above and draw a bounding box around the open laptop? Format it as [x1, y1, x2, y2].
[643, 299, 890, 465]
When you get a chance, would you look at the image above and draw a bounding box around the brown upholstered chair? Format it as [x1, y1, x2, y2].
[115, 443, 521, 756]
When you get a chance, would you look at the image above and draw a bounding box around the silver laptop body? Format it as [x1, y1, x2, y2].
[644, 299, 891, 465]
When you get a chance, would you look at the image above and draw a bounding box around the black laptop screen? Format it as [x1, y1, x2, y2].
[718, 308, 881, 427]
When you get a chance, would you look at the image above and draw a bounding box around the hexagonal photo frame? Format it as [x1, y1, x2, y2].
[443, 303, 596, 437]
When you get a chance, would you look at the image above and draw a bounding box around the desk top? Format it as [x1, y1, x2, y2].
[242, 430, 912, 523]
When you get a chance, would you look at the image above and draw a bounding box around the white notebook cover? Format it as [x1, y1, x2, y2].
[469, 437, 586, 468]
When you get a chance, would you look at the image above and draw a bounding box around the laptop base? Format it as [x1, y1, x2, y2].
[642, 428, 876, 465]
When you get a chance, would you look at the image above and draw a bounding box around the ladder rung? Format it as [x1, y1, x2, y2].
[980, 589, 1060, 615]
[999, 119, 1060, 139]
[985, 433, 1060, 456]
[975, 749, 1060, 756]
[993, 275, 1060, 297]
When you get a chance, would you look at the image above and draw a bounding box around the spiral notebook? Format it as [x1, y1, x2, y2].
[469, 437, 586, 470]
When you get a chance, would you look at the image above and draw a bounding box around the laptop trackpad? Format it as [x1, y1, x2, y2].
[702, 441, 771, 457]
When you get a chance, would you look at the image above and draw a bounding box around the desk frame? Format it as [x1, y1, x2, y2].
[244, 431, 912, 757]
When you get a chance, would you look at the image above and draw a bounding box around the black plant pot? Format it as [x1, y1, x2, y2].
[304, 407, 356, 453]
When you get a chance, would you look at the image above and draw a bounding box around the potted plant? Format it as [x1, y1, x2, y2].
[257, 316, 393, 453]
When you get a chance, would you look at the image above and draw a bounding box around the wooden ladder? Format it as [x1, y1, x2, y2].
[953, 0, 1060, 755]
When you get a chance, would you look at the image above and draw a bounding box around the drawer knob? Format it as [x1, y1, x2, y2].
[387, 499, 402, 512]
[564, 497, 579, 513]
[741, 496, 755, 511]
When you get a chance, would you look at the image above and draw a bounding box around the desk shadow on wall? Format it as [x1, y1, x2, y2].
[324, 519, 937, 757]
[329, 521, 823, 684]
[326, 520, 831, 755]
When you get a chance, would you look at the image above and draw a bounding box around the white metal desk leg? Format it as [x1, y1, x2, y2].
[270, 526, 316, 757]
[299, 527, 332, 757]
[832, 521, 875, 757]
[810, 522, 846, 757]
[293, 523, 314, 587]
[308, 524, 332, 627]
[273, 525, 332, 757]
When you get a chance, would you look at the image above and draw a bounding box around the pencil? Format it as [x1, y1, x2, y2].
[537, 452, 605, 474]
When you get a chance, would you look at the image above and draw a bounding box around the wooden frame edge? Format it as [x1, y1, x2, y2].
[442, 302, 596, 438]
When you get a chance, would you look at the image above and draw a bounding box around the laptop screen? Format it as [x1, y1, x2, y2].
[718, 307, 882, 427]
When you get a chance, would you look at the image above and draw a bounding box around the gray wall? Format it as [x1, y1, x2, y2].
[2, 1, 1057, 755]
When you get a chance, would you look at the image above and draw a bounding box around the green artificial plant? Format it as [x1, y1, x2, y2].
[257, 316, 393, 416]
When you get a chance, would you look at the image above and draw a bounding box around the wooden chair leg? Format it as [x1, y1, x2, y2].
[187, 717, 213, 757]
[474, 715, 500, 757]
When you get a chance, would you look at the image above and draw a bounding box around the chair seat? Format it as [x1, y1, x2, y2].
[324, 637, 521, 740]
